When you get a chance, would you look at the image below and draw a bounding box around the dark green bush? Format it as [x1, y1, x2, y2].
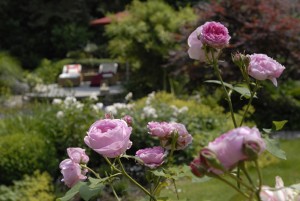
[0, 133, 57, 184]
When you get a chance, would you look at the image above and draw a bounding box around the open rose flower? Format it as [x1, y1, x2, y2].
[207, 127, 265, 171]
[248, 53, 285, 87]
[135, 146, 165, 169]
[67, 147, 89, 164]
[148, 122, 192, 150]
[260, 176, 300, 201]
[199, 21, 230, 49]
[59, 159, 87, 188]
[84, 119, 132, 158]
[187, 21, 229, 61]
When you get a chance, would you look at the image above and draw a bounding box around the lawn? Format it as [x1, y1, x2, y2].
[160, 138, 300, 201]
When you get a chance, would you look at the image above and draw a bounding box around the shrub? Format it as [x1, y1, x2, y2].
[105, 0, 196, 97]
[0, 52, 24, 95]
[0, 171, 55, 201]
[0, 133, 57, 184]
[102, 91, 252, 164]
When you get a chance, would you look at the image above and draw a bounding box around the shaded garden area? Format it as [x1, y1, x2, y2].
[1, 0, 300, 200]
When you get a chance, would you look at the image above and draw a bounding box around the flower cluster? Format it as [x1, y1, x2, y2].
[147, 121, 193, 150]
[188, 21, 285, 87]
[59, 148, 89, 187]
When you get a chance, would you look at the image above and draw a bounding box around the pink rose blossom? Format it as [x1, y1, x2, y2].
[207, 127, 265, 171]
[147, 122, 174, 138]
[59, 159, 87, 188]
[135, 146, 165, 169]
[84, 119, 132, 158]
[199, 21, 230, 49]
[67, 147, 89, 164]
[260, 176, 300, 201]
[148, 122, 193, 150]
[248, 53, 285, 87]
[122, 115, 133, 127]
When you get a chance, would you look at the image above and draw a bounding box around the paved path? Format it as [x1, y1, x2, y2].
[26, 82, 125, 100]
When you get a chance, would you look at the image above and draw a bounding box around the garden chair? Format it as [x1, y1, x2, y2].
[58, 64, 82, 87]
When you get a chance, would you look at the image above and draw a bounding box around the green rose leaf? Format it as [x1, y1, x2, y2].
[264, 136, 286, 160]
[204, 80, 233, 89]
[56, 181, 86, 201]
[79, 182, 103, 201]
[272, 120, 288, 131]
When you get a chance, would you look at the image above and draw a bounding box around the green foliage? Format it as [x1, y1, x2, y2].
[106, 92, 243, 162]
[34, 58, 74, 84]
[253, 80, 300, 130]
[0, 171, 55, 201]
[105, 0, 196, 96]
[0, 52, 23, 94]
[0, 98, 105, 182]
[0, 133, 57, 184]
[51, 24, 91, 57]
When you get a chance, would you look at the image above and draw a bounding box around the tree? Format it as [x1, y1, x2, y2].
[167, 0, 300, 85]
[105, 0, 196, 97]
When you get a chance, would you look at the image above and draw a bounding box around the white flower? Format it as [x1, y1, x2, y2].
[105, 105, 118, 115]
[142, 106, 158, 118]
[52, 98, 62, 105]
[64, 96, 77, 106]
[146, 91, 156, 105]
[91, 102, 104, 112]
[89, 93, 99, 101]
[260, 176, 300, 201]
[125, 92, 133, 101]
[56, 111, 64, 118]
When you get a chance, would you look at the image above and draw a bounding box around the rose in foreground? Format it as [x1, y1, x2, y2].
[248, 53, 285, 87]
[59, 159, 87, 188]
[84, 119, 132, 158]
[148, 122, 192, 150]
[136, 146, 165, 169]
[67, 147, 89, 164]
[206, 127, 265, 171]
[260, 176, 300, 201]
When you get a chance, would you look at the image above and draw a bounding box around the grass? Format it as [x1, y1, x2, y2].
[160, 139, 300, 201]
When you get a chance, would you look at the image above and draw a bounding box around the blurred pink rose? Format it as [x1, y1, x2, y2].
[260, 176, 300, 201]
[190, 157, 209, 177]
[148, 122, 192, 150]
[187, 28, 206, 61]
[67, 147, 89, 164]
[248, 53, 285, 87]
[84, 119, 132, 158]
[59, 159, 87, 188]
[122, 115, 133, 127]
[135, 146, 165, 169]
[200, 21, 230, 49]
[147, 122, 173, 138]
[207, 127, 265, 171]
[168, 122, 193, 150]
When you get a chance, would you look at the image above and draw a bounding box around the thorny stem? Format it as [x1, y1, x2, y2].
[105, 172, 121, 201]
[211, 50, 237, 128]
[117, 158, 157, 201]
[81, 164, 101, 179]
[214, 174, 249, 199]
[255, 160, 263, 201]
[172, 178, 180, 200]
[240, 80, 259, 126]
